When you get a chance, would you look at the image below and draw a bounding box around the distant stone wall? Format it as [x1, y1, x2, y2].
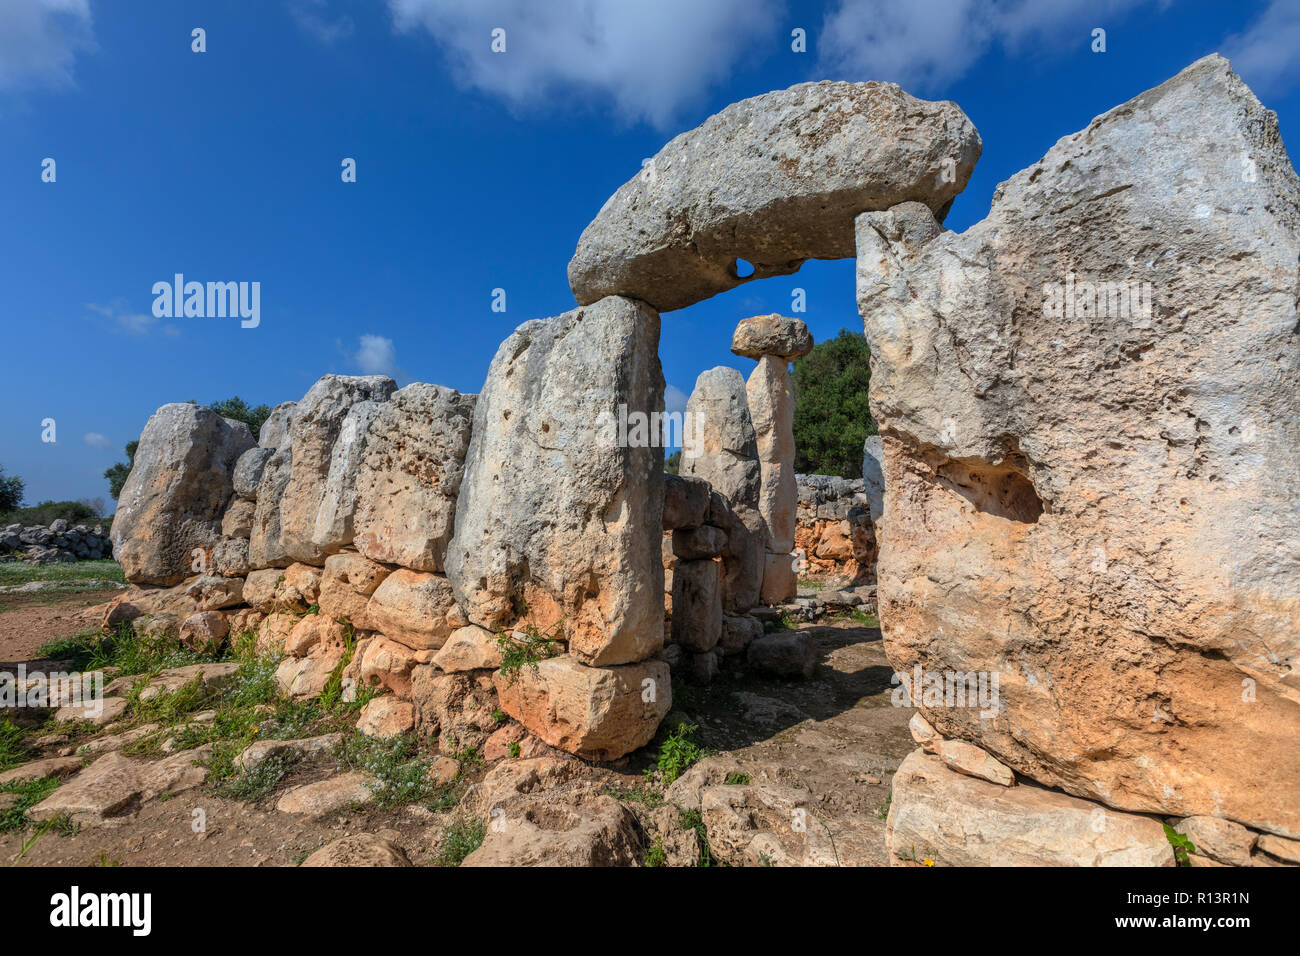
[793, 474, 875, 584]
[1, 520, 113, 563]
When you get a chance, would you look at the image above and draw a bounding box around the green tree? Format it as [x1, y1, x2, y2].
[791, 328, 876, 478]
[664, 450, 682, 475]
[104, 440, 138, 499]
[0, 465, 25, 513]
[208, 396, 273, 441]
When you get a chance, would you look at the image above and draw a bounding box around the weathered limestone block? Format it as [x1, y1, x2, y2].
[747, 632, 813, 679]
[410, 666, 500, 753]
[708, 492, 765, 613]
[464, 793, 644, 867]
[111, 404, 255, 585]
[353, 383, 477, 572]
[747, 354, 798, 553]
[284, 614, 345, 658]
[366, 568, 458, 651]
[671, 525, 726, 560]
[568, 81, 980, 312]
[759, 552, 796, 605]
[357, 697, 415, 737]
[257, 400, 296, 449]
[433, 624, 503, 673]
[302, 834, 412, 867]
[184, 574, 243, 610]
[221, 498, 255, 539]
[275, 625, 348, 699]
[492, 656, 671, 761]
[310, 398, 386, 558]
[209, 538, 249, 577]
[232, 447, 272, 501]
[670, 559, 722, 653]
[317, 553, 391, 630]
[256, 611, 297, 655]
[732, 313, 814, 362]
[886, 751, 1173, 866]
[1174, 816, 1257, 868]
[662, 473, 710, 530]
[178, 610, 228, 651]
[681, 367, 759, 511]
[859, 56, 1300, 836]
[446, 296, 665, 668]
[861, 435, 885, 525]
[718, 613, 763, 656]
[278, 375, 396, 565]
[247, 404, 298, 570]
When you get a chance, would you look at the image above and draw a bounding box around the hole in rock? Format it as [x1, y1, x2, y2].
[935, 453, 1043, 524]
[732, 257, 755, 279]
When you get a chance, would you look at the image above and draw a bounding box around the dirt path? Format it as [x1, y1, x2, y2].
[0, 590, 117, 661]
[667, 620, 912, 865]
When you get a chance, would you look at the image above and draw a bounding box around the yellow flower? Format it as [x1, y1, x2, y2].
[923, 858, 934, 867]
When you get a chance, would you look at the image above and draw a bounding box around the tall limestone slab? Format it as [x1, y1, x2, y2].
[353, 383, 477, 572]
[111, 404, 255, 585]
[680, 367, 760, 511]
[859, 56, 1300, 836]
[446, 296, 665, 668]
[277, 375, 397, 565]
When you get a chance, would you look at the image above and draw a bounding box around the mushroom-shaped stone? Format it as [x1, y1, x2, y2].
[731, 314, 813, 361]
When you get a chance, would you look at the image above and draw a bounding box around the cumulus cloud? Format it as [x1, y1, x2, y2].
[387, 0, 784, 128]
[354, 333, 405, 380]
[664, 384, 689, 416]
[1222, 0, 1300, 96]
[0, 0, 95, 92]
[88, 300, 180, 337]
[289, 0, 355, 45]
[817, 0, 1159, 93]
[83, 432, 110, 449]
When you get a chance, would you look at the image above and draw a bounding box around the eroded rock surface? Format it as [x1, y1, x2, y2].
[860, 55, 1300, 836]
[111, 404, 254, 585]
[569, 81, 980, 311]
[447, 296, 665, 667]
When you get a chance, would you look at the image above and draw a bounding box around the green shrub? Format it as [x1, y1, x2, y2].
[434, 817, 486, 867]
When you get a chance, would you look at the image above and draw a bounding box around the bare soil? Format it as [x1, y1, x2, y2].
[0, 590, 118, 661]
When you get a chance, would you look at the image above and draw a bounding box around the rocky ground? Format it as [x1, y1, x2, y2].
[0, 573, 911, 867]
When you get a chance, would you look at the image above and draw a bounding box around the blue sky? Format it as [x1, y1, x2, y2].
[3, 0, 1298, 508]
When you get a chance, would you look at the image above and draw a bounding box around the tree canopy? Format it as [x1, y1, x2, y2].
[0, 464, 25, 513]
[791, 328, 876, 479]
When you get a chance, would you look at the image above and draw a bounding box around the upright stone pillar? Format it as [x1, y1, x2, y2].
[732, 314, 813, 604]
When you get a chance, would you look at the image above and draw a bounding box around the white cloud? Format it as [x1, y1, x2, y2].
[1222, 0, 1300, 96]
[83, 432, 110, 449]
[290, 0, 355, 45]
[664, 384, 689, 415]
[387, 0, 783, 129]
[817, 0, 1160, 93]
[355, 333, 403, 379]
[89, 301, 179, 337]
[0, 0, 95, 92]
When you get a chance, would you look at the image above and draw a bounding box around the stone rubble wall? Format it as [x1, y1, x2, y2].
[792, 473, 876, 584]
[0, 520, 113, 564]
